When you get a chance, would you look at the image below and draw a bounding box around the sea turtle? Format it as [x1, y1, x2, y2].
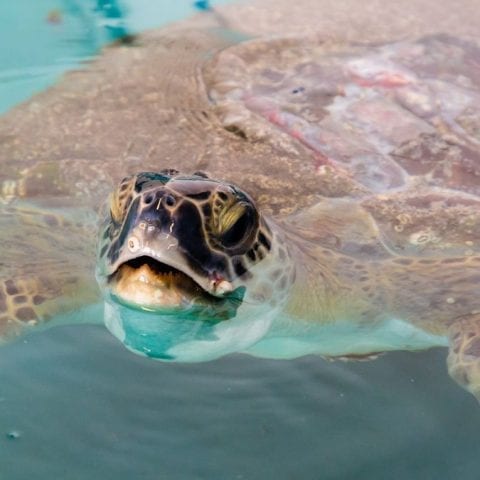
[0, 15, 480, 400]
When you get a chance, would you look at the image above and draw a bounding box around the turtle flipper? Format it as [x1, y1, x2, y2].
[0, 199, 101, 342]
[447, 315, 480, 400]
[0, 275, 100, 341]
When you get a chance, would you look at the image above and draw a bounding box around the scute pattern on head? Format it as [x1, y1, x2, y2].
[97, 171, 281, 309]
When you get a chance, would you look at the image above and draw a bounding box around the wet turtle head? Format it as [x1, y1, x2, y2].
[96, 170, 294, 360]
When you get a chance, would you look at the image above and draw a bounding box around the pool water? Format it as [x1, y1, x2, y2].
[2, 327, 479, 479]
[0, 0, 232, 113]
[1, 2, 480, 479]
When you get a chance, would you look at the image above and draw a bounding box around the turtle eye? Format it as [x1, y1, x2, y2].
[209, 187, 259, 251]
[218, 204, 254, 248]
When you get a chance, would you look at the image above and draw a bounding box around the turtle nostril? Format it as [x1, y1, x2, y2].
[144, 193, 154, 205]
[164, 194, 176, 207]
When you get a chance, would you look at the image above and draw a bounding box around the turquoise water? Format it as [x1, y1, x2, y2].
[2, 327, 479, 479]
[0, 0, 232, 113]
[1, 2, 480, 479]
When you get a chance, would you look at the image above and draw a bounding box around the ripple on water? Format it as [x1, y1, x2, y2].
[0, 325, 479, 479]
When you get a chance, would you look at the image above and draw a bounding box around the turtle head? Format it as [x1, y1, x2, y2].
[96, 170, 294, 360]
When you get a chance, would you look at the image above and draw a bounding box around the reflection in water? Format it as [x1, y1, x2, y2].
[104, 299, 270, 361]
[61, 0, 133, 45]
[94, 0, 130, 41]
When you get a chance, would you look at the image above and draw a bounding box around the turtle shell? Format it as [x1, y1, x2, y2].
[204, 33, 480, 258]
[206, 34, 480, 195]
[1, 29, 480, 268]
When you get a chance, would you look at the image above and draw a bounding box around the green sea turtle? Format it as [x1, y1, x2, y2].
[0, 15, 480, 400]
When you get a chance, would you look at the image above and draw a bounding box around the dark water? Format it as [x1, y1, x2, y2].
[0, 326, 479, 480]
[1, 1, 480, 479]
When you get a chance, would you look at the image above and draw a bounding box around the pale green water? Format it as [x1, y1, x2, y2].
[1, 2, 480, 479]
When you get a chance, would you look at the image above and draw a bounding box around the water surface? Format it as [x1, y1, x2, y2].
[1, 1, 480, 479]
[1, 326, 479, 479]
[0, 0, 232, 113]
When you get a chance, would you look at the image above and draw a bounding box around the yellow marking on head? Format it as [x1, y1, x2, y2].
[216, 202, 246, 235]
[109, 191, 123, 224]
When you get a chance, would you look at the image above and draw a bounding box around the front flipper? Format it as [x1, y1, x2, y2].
[0, 274, 100, 341]
[447, 315, 480, 401]
[0, 199, 101, 342]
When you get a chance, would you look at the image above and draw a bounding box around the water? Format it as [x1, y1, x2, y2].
[0, 0, 232, 113]
[1, 327, 479, 479]
[1, 1, 480, 479]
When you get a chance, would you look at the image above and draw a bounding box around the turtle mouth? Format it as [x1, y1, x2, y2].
[107, 256, 215, 311]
